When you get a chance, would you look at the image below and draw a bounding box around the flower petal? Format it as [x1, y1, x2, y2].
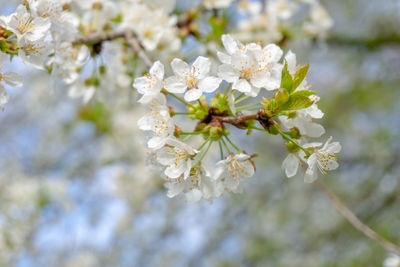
[184, 88, 203, 102]
[192, 56, 211, 79]
[164, 76, 187, 93]
[198, 76, 221, 93]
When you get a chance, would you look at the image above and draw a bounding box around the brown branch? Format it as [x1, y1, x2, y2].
[315, 179, 400, 254]
[73, 30, 153, 68]
[124, 31, 153, 68]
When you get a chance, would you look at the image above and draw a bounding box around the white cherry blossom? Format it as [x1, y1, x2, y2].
[5, 5, 51, 42]
[17, 38, 53, 69]
[137, 94, 174, 150]
[165, 56, 221, 102]
[165, 166, 223, 202]
[215, 153, 255, 193]
[218, 35, 283, 96]
[0, 52, 23, 106]
[304, 137, 341, 183]
[156, 137, 198, 179]
[134, 61, 165, 104]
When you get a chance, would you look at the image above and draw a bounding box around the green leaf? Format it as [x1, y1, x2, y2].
[280, 62, 293, 93]
[292, 63, 309, 92]
[281, 94, 314, 111]
[275, 88, 289, 106]
[291, 90, 317, 97]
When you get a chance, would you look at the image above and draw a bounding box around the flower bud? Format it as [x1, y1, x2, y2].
[286, 142, 300, 153]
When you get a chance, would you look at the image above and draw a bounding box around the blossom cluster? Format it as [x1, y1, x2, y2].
[233, 0, 333, 43]
[134, 34, 341, 201]
[0, 0, 181, 106]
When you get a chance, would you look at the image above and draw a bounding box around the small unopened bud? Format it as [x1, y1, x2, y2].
[288, 127, 301, 139]
[174, 125, 182, 138]
[168, 106, 175, 117]
[286, 142, 300, 153]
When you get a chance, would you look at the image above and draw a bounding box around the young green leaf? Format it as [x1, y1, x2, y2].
[292, 63, 309, 92]
[281, 94, 314, 111]
[280, 61, 293, 93]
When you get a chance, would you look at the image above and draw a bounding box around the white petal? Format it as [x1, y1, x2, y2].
[304, 168, 318, 183]
[326, 142, 341, 154]
[218, 64, 238, 83]
[217, 51, 231, 64]
[185, 189, 202, 202]
[171, 58, 190, 77]
[164, 76, 187, 94]
[3, 72, 23, 87]
[165, 163, 185, 179]
[192, 56, 210, 79]
[149, 61, 164, 79]
[306, 104, 324, 119]
[282, 154, 299, 178]
[148, 136, 167, 150]
[166, 182, 185, 198]
[184, 88, 203, 102]
[198, 76, 221, 93]
[221, 34, 238, 55]
[233, 79, 252, 93]
[302, 122, 325, 138]
[0, 84, 8, 106]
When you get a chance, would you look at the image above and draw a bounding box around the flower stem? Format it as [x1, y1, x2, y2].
[278, 129, 310, 156]
[180, 131, 202, 135]
[251, 126, 267, 132]
[218, 141, 224, 160]
[193, 141, 213, 168]
[236, 103, 261, 111]
[224, 135, 241, 153]
[168, 92, 192, 106]
[197, 139, 209, 151]
[235, 95, 250, 105]
[224, 83, 232, 96]
[174, 112, 191, 115]
[221, 138, 231, 154]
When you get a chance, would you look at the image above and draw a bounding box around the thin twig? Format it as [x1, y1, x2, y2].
[124, 31, 153, 68]
[73, 30, 153, 68]
[315, 179, 400, 254]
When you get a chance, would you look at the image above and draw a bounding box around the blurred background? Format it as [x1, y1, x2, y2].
[0, 0, 399, 266]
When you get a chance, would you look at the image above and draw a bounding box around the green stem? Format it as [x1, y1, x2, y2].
[218, 141, 224, 160]
[236, 92, 244, 99]
[251, 126, 267, 132]
[180, 131, 202, 135]
[221, 138, 231, 154]
[197, 139, 209, 151]
[278, 129, 310, 156]
[234, 95, 250, 105]
[168, 92, 192, 107]
[174, 112, 191, 115]
[193, 141, 213, 168]
[236, 103, 261, 111]
[182, 135, 192, 142]
[224, 83, 232, 96]
[224, 135, 241, 153]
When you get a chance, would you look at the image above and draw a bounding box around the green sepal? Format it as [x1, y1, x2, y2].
[211, 91, 231, 116]
[187, 96, 209, 120]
